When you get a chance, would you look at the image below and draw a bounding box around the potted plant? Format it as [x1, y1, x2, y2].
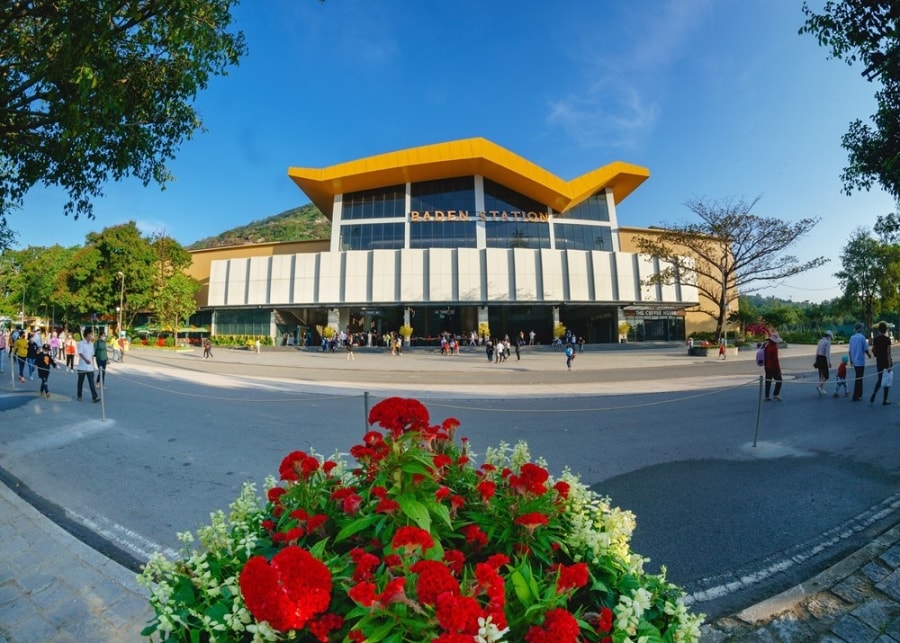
[139, 397, 704, 642]
[399, 324, 413, 347]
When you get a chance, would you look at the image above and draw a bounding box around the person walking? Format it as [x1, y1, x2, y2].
[814, 330, 833, 395]
[36, 343, 59, 398]
[76, 327, 100, 403]
[565, 344, 576, 371]
[26, 333, 38, 380]
[14, 330, 29, 382]
[203, 337, 213, 359]
[95, 330, 109, 387]
[346, 338, 355, 360]
[834, 355, 850, 398]
[848, 322, 871, 401]
[64, 335, 77, 372]
[764, 332, 783, 401]
[869, 321, 892, 405]
[0, 328, 7, 373]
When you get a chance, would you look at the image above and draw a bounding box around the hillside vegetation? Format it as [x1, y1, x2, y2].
[188, 203, 331, 249]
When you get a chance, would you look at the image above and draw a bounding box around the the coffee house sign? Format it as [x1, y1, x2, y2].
[409, 210, 549, 222]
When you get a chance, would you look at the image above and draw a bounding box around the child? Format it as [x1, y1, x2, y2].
[36, 343, 59, 398]
[565, 344, 575, 371]
[833, 355, 849, 398]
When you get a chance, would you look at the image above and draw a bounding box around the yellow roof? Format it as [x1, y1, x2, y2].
[288, 137, 649, 219]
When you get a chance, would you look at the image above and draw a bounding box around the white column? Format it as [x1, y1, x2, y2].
[474, 175, 486, 248]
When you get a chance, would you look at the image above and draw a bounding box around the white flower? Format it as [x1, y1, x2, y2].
[475, 615, 509, 643]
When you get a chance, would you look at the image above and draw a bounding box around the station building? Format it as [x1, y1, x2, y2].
[188, 138, 707, 344]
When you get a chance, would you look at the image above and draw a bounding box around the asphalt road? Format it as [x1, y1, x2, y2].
[0, 343, 897, 620]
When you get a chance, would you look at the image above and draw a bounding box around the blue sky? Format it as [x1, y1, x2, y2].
[13, 0, 897, 303]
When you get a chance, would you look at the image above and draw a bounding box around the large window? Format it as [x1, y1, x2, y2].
[410, 221, 476, 249]
[342, 184, 406, 220]
[563, 192, 610, 222]
[339, 223, 405, 250]
[554, 223, 613, 251]
[214, 309, 271, 336]
[485, 221, 550, 249]
[410, 176, 475, 213]
[483, 178, 550, 248]
[409, 176, 476, 249]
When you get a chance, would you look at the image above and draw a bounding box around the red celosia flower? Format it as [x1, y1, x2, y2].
[432, 454, 452, 469]
[509, 463, 549, 496]
[443, 549, 466, 575]
[375, 498, 400, 514]
[371, 486, 388, 499]
[555, 562, 589, 592]
[348, 581, 377, 607]
[435, 592, 483, 634]
[277, 451, 305, 481]
[463, 524, 488, 548]
[484, 554, 509, 570]
[435, 486, 451, 501]
[348, 630, 365, 642]
[391, 526, 435, 554]
[475, 562, 508, 629]
[411, 560, 460, 606]
[322, 460, 338, 475]
[367, 397, 431, 436]
[553, 480, 571, 500]
[597, 606, 614, 632]
[378, 577, 407, 605]
[350, 549, 380, 582]
[239, 546, 332, 632]
[307, 514, 328, 534]
[308, 613, 343, 642]
[267, 487, 287, 503]
[456, 455, 470, 466]
[433, 635, 474, 643]
[515, 512, 549, 533]
[383, 554, 402, 568]
[449, 495, 465, 512]
[524, 608, 580, 643]
[331, 487, 363, 515]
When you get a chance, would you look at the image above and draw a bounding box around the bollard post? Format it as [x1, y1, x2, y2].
[364, 391, 370, 432]
[753, 374, 763, 447]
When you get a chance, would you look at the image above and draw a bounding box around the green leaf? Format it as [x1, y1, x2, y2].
[204, 602, 228, 624]
[510, 568, 537, 605]
[335, 514, 380, 543]
[171, 576, 196, 605]
[428, 500, 453, 528]
[397, 496, 431, 531]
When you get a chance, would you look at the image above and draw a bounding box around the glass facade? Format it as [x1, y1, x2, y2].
[341, 184, 406, 220]
[562, 192, 610, 221]
[410, 176, 476, 214]
[410, 221, 476, 249]
[214, 309, 271, 336]
[484, 178, 550, 249]
[339, 223, 405, 250]
[554, 223, 613, 251]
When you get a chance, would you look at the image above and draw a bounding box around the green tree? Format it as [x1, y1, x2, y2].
[155, 272, 199, 343]
[56, 222, 157, 326]
[835, 227, 882, 328]
[0, 0, 247, 229]
[800, 2, 900, 198]
[633, 196, 828, 340]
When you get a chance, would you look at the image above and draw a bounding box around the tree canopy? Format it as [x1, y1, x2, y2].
[0, 0, 246, 228]
[800, 1, 900, 199]
[0, 221, 197, 331]
[633, 196, 828, 339]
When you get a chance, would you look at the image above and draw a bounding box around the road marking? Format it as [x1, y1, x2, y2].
[67, 508, 179, 561]
[685, 491, 900, 605]
[0, 419, 116, 457]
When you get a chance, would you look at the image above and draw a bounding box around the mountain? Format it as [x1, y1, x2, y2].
[188, 203, 331, 249]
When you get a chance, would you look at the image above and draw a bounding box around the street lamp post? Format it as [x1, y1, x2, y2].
[117, 271, 125, 334]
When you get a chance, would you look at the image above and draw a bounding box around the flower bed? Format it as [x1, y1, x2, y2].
[139, 397, 704, 642]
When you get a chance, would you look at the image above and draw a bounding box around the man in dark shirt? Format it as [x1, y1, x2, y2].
[870, 322, 893, 405]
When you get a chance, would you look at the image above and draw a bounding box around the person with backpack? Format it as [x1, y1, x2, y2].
[565, 344, 575, 371]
